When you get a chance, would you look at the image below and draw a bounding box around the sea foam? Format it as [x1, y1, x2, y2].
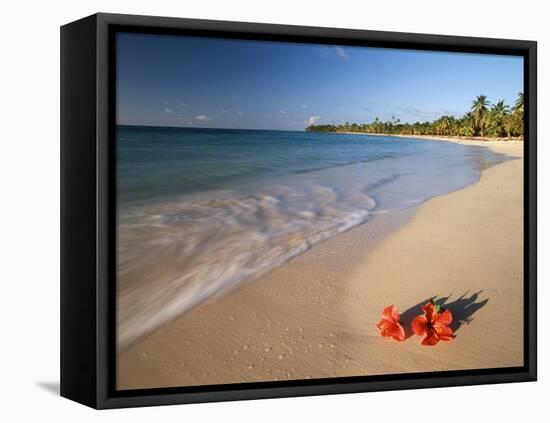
[117, 182, 376, 351]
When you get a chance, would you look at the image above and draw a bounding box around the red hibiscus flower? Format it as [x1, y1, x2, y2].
[377, 305, 405, 341]
[411, 301, 454, 346]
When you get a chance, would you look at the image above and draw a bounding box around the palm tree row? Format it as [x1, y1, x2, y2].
[306, 94, 524, 139]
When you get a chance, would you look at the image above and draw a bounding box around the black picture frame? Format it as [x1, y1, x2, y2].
[60, 12, 537, 409]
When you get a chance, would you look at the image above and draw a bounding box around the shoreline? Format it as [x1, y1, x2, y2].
[335, 131, 524, 144]
[117, 141, 523, 390]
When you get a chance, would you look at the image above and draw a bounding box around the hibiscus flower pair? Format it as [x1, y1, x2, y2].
[376, 300, 454, 346]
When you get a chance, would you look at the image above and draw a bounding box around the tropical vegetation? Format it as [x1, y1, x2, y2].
[306, 94, 524, 139]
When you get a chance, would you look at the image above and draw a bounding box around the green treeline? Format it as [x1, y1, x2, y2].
[306, 94, 524, 139]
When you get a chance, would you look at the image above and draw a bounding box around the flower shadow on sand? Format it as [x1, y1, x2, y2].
[400, 291, 489, 339]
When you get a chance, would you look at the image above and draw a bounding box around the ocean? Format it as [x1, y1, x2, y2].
[116, 125, 509, 350]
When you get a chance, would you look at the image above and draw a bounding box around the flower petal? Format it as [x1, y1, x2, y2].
[381, 305, 399, 324]
[436, 325, 455, 341]
[390, 323, 406, 341]
[377, 319, 392, 331]
[421, 328, 440, 346]
[422, 302, 436, 323]
[411, 315, 428, 336]
[377, 320, 396, 337]
[434, 309, 453, 327]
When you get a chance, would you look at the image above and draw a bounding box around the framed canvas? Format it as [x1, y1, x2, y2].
[60, 13, 537, 409]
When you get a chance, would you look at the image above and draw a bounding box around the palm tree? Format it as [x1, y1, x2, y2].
[487, 100, 510, 137]
[514, 92, 524, 114]
[471, 95, 490, 136]
[494, 99, 510, 115]
[510, 92, 525, 137]
[435, 115, 455, 136]
[305, 94, 523, 138]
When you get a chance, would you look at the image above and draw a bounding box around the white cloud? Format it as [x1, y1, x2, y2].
[306, 115, 320, 126]
[396, 105, 454, 121]
[321, 46, 350, 60]
[237, 111, 244, 115]
[195, 114, 213, 121]
[333, 46, 349, 59]
[301, 104, 308, 109]
[280, 110, 290, 119]
[179, 102, 187, 107]
[164, 108, 174, 114]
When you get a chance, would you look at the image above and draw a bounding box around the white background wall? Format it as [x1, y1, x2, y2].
[1, 0, 546, 420]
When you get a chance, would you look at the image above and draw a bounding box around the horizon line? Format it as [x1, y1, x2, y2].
[116, 123, 308, 132]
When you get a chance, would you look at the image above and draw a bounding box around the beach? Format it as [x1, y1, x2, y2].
[339, 132, 524, 144]
[117, 139, 524, 390]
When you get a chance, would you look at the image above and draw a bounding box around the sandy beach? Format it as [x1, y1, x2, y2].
[340, 132, 524, 144]
[117, 140, 524, 390]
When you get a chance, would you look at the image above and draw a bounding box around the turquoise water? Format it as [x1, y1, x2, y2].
[116, 125, 509, 350]
[118, 126, 431, 206]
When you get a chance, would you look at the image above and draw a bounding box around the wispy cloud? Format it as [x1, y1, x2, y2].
[396, 105, 458, 121]
[441, 108, 462, 117]
[333, 46, 349, 59]
[237, 111, 244, 115]
[279, 110, 311, 127]
[301, 104, 308, 109]
[321, 46, 350, 60]
[164, 108, 174, 114]
[306, 115, 320, 126]
[279, 110, 290, 119]
[179, 102, 187, 107]
[195, 114, 214, 121]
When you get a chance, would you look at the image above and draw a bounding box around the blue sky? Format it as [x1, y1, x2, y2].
[117, 32, 523, 130]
